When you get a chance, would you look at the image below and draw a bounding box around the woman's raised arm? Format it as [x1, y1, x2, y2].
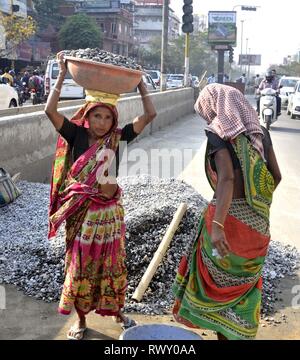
[45, 52, 66, 130]
[132, 79, 157, 134]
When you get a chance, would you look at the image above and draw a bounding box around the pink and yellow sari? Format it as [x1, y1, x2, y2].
[48, 103, 127, 316]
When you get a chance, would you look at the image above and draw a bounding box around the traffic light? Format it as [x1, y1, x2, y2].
[229, 46, 234, 63]
[182, 0, 194, 34]
[241, 6, 256, 11]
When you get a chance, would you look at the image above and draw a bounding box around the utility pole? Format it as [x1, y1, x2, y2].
[184, 33, 190, 86]
[248, 47, 251, 82]
[160, 0, 169, 91]
[240, 19, 244, 74]
[217, 50, 225, 84]
[182, 0, 194, 87]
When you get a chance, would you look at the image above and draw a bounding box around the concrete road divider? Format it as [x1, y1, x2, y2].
[0, 88, 194, 183]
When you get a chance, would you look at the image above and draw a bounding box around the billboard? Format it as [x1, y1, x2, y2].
[238, 54, 262, 66]
[208, 11, 237, 45]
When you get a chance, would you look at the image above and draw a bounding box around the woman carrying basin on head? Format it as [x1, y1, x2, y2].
[172, 83, 282, 340]
[45, 52, 157, 340]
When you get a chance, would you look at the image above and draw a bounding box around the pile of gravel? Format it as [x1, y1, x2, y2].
[62, 48, 143, 71]
[0, 176, 299, 318]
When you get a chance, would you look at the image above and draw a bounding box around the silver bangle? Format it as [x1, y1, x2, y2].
[141, 94, 150, 98]
[52, 87, 61, 93]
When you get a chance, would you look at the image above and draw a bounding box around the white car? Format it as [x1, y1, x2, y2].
[167, 74, 184, 89]
[0, 77, 19, 109]
[44, 59, 84, 100]
[287, 80, 300, 119]
[145, 70, 161, 87]
[279, 76, 300, 108]
[142, 74, 157, 91]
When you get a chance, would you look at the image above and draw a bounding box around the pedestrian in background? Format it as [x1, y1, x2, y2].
[207, 73, 216, 84]
[45, 52, 157, 340]
[2, 67, 14, 86]
[172, 83, 281, 340]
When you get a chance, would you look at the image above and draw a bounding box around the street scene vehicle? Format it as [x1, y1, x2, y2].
[278, 76, 300, 108]
[259, 88, 279, 130]
[287, 80, 300, 119]
[0, 78, 19, 109]
[30, 88, 44, 105]
[145, 70, 161, 87]
[166, 74, 184, 88]
[44, 59, 85, 100]
[142, 73, 157, 91]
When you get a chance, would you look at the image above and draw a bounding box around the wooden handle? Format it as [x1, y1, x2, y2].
[132, 203, 187, 302]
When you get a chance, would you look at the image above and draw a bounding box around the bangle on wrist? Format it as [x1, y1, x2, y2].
[212, 220, 224, 229]
[52, 87, 61, 93]
[141, 93, 150, 98]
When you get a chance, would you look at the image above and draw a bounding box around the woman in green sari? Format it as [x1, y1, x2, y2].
[173, 84, 282, 340]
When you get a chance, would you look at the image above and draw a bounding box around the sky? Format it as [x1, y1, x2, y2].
[169, 0, 300, 72]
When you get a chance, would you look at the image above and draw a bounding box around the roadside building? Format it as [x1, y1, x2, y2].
[0, 0, 51, 72]
[133, 0, 180, 50]
[64, 0, 135, 57]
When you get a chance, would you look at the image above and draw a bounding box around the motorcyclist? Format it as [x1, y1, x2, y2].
[8, 70, 16, 86]
[21, 71, 30, 87]
[20, 71, 30, 101]
[257, 70, 281, 116]
[28, 70, 43, 102]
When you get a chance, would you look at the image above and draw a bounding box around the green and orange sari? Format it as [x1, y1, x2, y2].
[173, 134, 275, 340]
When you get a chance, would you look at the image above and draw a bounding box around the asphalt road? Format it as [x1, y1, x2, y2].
[262, 111, 300, 249]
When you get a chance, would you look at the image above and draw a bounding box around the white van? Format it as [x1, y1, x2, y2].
[44, 59, 84, 100]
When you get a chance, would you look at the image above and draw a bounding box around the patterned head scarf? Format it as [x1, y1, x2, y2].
[70, 102, 119, 132]
[194, 83, 264, 159]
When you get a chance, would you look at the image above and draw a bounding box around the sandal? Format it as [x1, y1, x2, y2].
[67, 325, 87, 340]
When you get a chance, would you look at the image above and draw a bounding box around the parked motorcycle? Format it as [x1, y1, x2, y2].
[258, 88, 279, 130]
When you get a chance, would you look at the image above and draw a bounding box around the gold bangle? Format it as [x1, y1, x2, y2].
[212, 220, 224, 229]
[52, 87, 61, 93]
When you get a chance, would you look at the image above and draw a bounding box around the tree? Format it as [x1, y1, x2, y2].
[32, 0, 64, 29]
[0, 14, 36, 57]
[138, 32, 217, 77]
[58, 14, 103, 50]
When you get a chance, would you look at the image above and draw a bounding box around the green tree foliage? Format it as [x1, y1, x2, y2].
[58, 14, 103, 50]
[32, 0, 64, 29]
[0, 14, 36, 57]
[138, 32, 218, 76]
